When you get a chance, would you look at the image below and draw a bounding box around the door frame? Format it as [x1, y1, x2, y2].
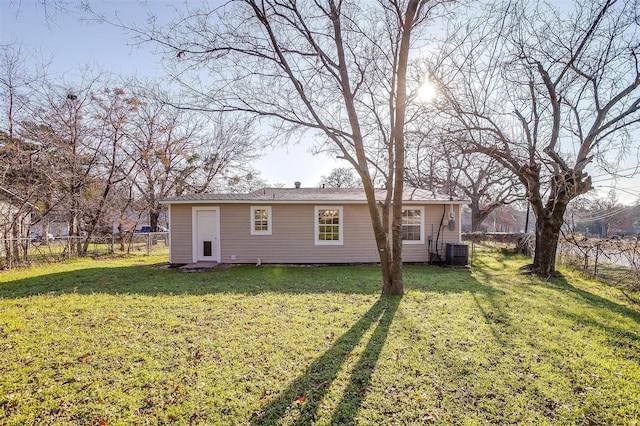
[191, 206, 221, 263]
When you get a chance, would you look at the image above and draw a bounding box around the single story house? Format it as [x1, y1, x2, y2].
[161, 186, 469, 265]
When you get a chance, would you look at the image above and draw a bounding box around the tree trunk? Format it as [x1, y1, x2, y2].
[532, 218, 560, 275]
[81, 178, 116, 255]
[360, 181, 402, 295]
[149, 209, 160, 232]
[118, 222, 126, 252]
[378, 0, 421, 297]
[471, 208, 485, 232]
[530, 206, 567, 276]
[385, 260, 404, 295]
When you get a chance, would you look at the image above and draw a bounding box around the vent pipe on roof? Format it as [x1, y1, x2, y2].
[294, 181, 301, 189]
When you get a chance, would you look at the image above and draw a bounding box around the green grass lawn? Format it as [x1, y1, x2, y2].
[1, 252, 639, 425]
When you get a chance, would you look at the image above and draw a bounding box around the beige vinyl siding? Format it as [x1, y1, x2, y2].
[168, 202, 463, 264]
[168, 204, 194, 264]
[219, 204, 379, 264]
[402, 204, 461, 262]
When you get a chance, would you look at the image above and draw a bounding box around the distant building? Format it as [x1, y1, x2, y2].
[0, 186, 35, 257]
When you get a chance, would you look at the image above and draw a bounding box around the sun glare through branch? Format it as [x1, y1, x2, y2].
[417, 79, 436, 103]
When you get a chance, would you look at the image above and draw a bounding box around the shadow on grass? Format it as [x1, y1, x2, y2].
[471, 292, 510, 346]
[1, 263, 495, 298]
[251, 296, 400, 425]
[547, 276, 640, 333]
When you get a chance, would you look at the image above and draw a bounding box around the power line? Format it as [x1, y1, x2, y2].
[589, 166, 639, 180]
[591, 178, 637, 186]
[571, 206, 630, 222]
[595, 185, 640, 198]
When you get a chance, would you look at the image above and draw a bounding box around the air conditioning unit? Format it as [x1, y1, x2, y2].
[446, 243, 468, 266]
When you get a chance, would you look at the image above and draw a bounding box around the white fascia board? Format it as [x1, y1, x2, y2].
[160, 199, 471, 205]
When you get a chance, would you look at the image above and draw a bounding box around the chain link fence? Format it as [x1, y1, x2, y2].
[1, 232, 169, 269]
[462, 232, 640, 289]
[557, 237, 640, 289]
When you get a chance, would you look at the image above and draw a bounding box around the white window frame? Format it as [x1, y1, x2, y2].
[314, 206, 344, 246]
[250, 206, 272, 235]
[401, 206, 424, 244]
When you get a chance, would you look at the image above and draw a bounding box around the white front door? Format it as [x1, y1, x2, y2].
[193, 207, 220, 262]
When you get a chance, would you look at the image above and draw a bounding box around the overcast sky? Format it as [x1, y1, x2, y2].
[1, 0, 638, 203]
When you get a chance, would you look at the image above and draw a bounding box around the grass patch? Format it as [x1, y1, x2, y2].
[1, 252, 639, 425]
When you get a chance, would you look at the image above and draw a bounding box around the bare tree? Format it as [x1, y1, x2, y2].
[127, 0, 450, 294]
[406, 133, 522, 231]
[320, 167, 361, 188]
[126, 84, 259, 232]
[225, 171, 268, 194]
[0, 46, 50, 262]
[78, 86, 138, 254]
[429, 0, 640, 276]
[0, 44, 43, 196]
[31, 74, 106, 252]
[0, 129, 41, 265]
[18, 72, 135, 254]
[0, 44, 31, 141]
[454, 155, 522, 232]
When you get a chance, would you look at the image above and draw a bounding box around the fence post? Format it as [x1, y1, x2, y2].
[8, 237, 12, 269]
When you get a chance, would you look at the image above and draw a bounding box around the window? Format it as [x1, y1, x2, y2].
[315, 206, 343, 245]
[402, 207, 424, 244]
[250, 206, 272, 235]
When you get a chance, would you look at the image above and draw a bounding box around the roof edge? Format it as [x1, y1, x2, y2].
[160, 198, 470, 205]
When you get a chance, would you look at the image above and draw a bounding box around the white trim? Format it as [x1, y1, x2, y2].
[168, 205, 172, 263]
[250, 206, 272, 235]
[191, 206, 221, 262]
[456, 205, 462, 241]
[314, 206, 344, 246]
[402, 206, 425, 245]
[161, 199, 470, 205]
